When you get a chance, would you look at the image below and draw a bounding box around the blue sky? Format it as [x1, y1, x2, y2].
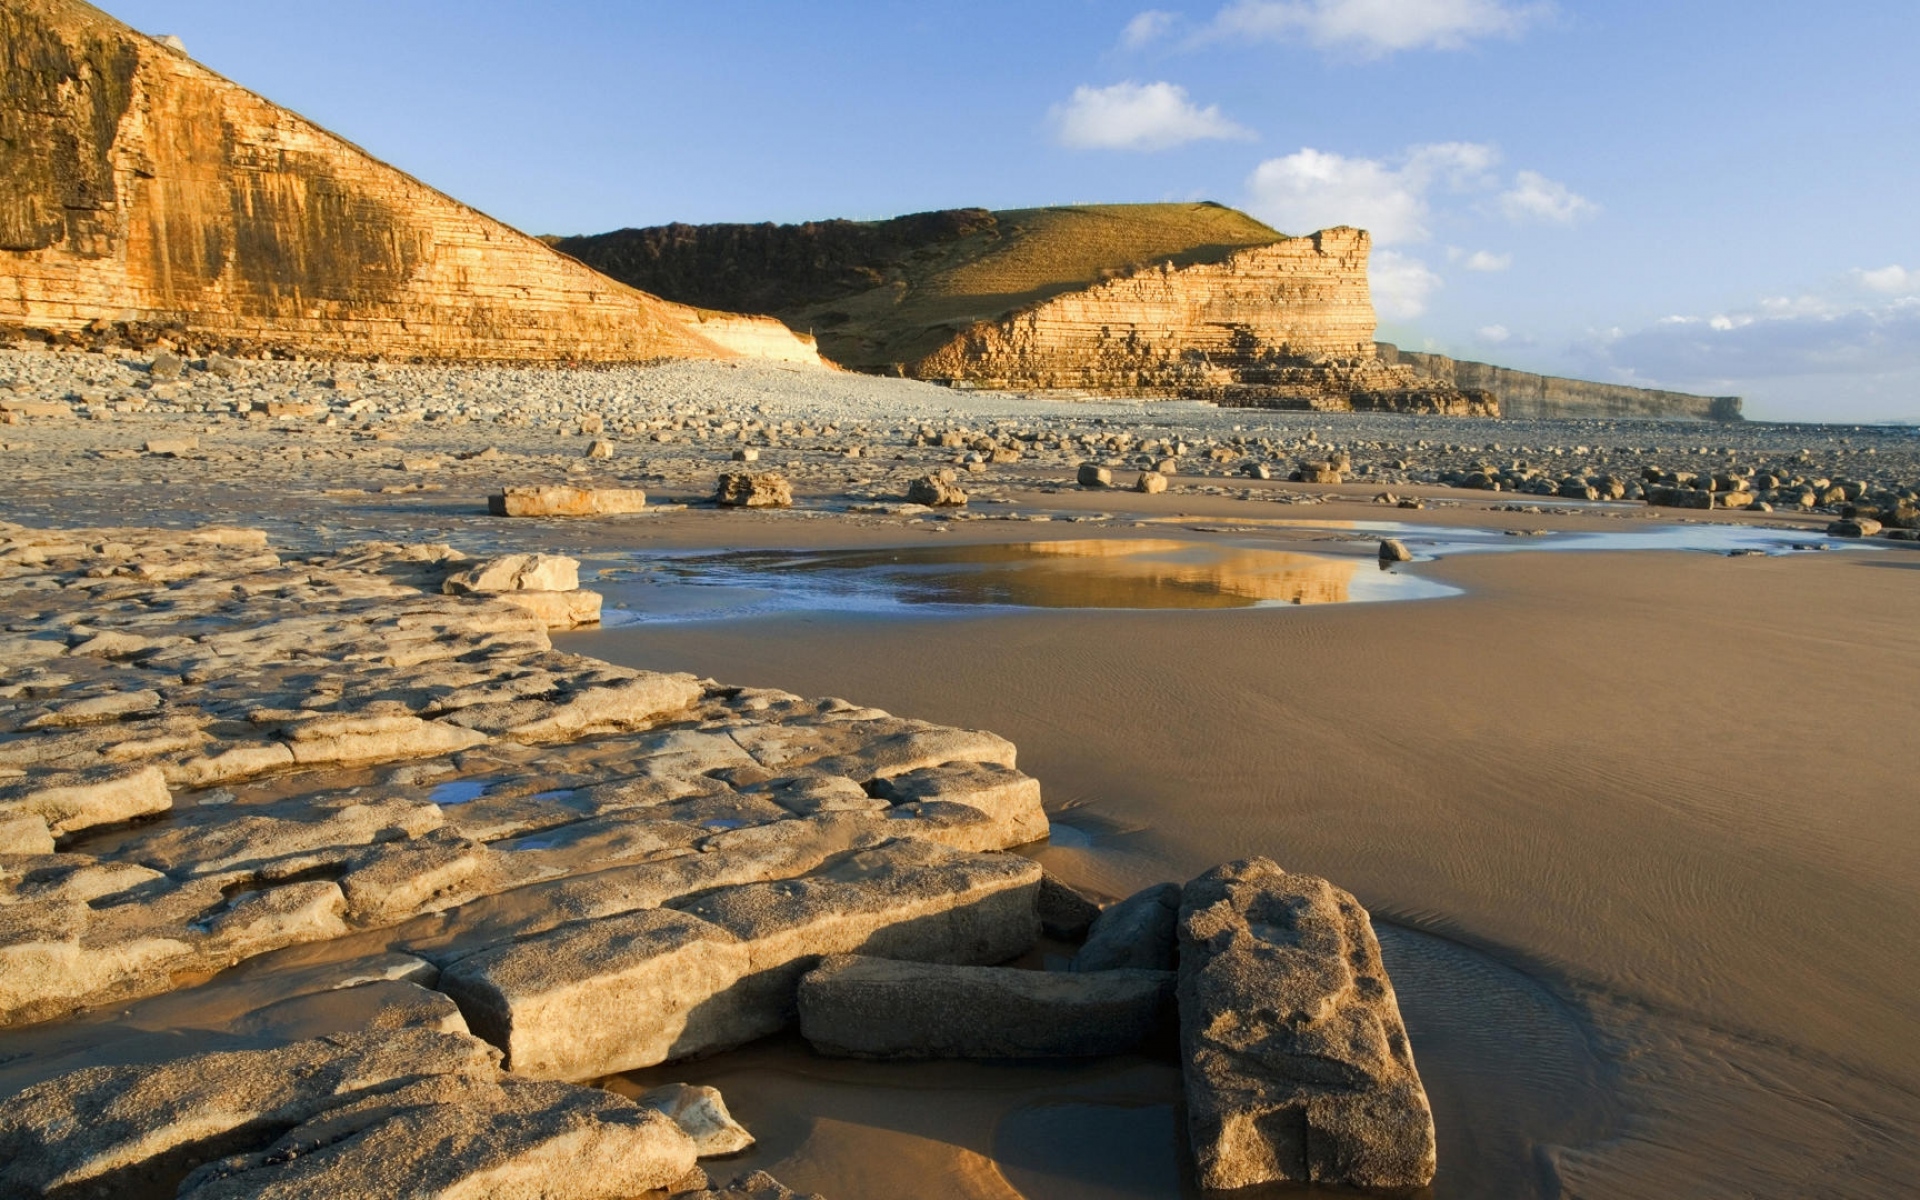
[107, 1, 1920, 421]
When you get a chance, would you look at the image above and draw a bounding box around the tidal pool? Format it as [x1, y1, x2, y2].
[596, 538, 1457, 623]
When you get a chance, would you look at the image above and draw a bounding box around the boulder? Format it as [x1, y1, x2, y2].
[585, 438, 616, 459]
[0, 1030, 500, 1200]
[1133, 471, 1168, 494]
[488, 486, 647, 517]
[443, 554, 581, 594]
[1077, 464, 1112, 488]
[715, 472, 793, 508]
[1827, 517, 1882, 538]
[905, 475, 968, 507]
[1177, 859, 1435, 1191]
[797, 954, 1173, 1059]
[1378, 538, 1413, 564]
[635, 1083, 755, 1156]
[1074, 882, 1180, 972]
[174, 1076, 696, 1200]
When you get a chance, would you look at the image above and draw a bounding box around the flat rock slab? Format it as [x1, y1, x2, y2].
[1177, 858, 1436, 1192]
[0, 1030, 500, 1200]
[443, 839, 1041, 1079]
[798, 954, 1173, 1059]
[176, 1075, 695, 1200]
[440, 908, 750, 1081]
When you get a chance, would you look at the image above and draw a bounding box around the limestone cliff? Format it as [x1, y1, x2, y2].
[1375, 344, 1741, 421]
[0, 0, 819, 364]
[559, 203, 1484, 413]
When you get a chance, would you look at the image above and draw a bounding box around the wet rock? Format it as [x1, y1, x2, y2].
[1178, 859, 1435, 1191]
[1037, 873, 1103, 941]
[905, 475, 968, 506]
[715, 472, 793, 508]
[797, 954, 1173, 1059]
[175, 1075, 696, 1200]
[1077, 463, 1112, 488]
[1378, 538, 1413, 564]
[635, 1083, 756, 1156]
[488, 485, 647, 517]
[680, 1171, 824, 1200]
[0, 1030, 500, 1200]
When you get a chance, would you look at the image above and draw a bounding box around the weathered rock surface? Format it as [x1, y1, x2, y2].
[1036, 873, 1103, 942]
[0, 0, 818, 367]
[1177, 858, 1435, 1191]
[488, 486, 648, 517]
[905, 474, 968, 506]
[0, 523, 1048, 1033]
[175, 1076, 696, 1200]
[0, 1029, 500, 1200]
[680, 1171, 825, 1200]
[715, 471, 794, 508]
[797, 953, 1173, 1059]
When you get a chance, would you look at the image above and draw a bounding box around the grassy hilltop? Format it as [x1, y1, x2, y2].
[554, 202, 1289, 372]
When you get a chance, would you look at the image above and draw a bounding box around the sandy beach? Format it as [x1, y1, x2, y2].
[2, 351, 1915, 1198]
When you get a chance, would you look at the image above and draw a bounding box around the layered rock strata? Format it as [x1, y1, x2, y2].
[0, 521, 1050, 1044]
[0, 0, 819, 366]
[1178, 858, 1437, 1191]
[558, 205, 1489, 413]
[1376, 342, 1742, 421]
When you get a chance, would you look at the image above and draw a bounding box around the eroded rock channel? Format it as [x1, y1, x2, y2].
[0, 522, 1432, 1197]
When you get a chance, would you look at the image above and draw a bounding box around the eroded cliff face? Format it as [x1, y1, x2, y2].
[0, 0, 819, 364]
[1375, 344, 1741, 421]
[915, 228, 1492, 414]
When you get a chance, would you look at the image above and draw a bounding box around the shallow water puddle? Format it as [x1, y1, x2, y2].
[597, 538, 1455, 623]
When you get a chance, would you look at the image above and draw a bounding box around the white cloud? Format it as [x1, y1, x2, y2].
[1581, 294, 1920, 394]
[1371, 250, 1443, 318]
[1121, 10, 1178, 48]
[1448, 247, 1511, 271]
[1051, 82, 1253, 151]
[1208, 0, 1548, 57]
[1497, 169, 1597, 224]
[1854, 265, 1916, 295]
[1478, 323, 1511, 342]
[1244, 141, 1498, 244]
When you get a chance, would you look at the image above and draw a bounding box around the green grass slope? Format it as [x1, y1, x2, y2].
[555, 202, 1288, 371]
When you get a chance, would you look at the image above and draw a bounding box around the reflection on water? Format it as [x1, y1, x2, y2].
[598, 539, 1455, 623]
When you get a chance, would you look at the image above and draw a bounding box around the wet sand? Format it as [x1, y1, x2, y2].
[564, 502, 1920, 1199]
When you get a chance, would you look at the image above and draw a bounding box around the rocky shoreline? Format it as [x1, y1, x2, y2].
[0, 518, 1434, 1196]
